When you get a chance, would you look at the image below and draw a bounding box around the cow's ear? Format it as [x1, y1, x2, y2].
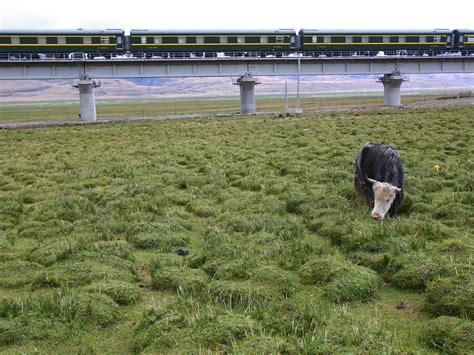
[393, 186, 402, 192]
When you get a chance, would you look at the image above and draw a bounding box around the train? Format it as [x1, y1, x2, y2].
[0, 28, 473, 59]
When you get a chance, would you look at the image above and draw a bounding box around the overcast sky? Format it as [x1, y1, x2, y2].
[1, 0, 472, 32]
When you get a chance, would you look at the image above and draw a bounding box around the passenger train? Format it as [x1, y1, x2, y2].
[0, 28, 473, 59]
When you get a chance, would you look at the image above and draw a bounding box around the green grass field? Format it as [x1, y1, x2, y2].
[0, 94, 448, 122]
[0, 105, 473, 353]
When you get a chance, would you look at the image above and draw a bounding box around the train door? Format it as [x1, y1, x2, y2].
[459, 34, 465, 49]
[446, 34, 453, 49]
[453, 30, 463, 50]
[116, 35, 123, 50]
[290, 34, 297, 49]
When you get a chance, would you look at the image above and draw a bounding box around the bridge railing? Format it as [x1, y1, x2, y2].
[1, 50, 473, 61]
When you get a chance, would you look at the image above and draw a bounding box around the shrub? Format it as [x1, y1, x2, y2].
[420, 316, 474, 353]
[424, 276, 474, 319]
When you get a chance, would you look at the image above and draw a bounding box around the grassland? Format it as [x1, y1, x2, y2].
[0, 93, 450, 123]
[0, 104, 473, 353]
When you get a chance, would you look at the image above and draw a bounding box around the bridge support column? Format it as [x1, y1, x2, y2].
[233, 73, 261, 114]
[72, 76, 101, 121]
[377, 71, 408, 107]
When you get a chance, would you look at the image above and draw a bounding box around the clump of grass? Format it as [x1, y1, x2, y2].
[230, 335, 297, 354]
[191, 313, 253, 349]
[33, 258, 137, 288]
[0, 290, 118, 330]
[208, 280, 277, 309]
[0, 260, 45, 288]
[128, 232, 189, 251]
[321, 307, 396, 352]
[299, 255, 347, 284]
[299, 255, 379, 302]
[251, 266, 300, 297]
[85, 280, 141, 305]
[384, 252, 442, 291]
[27, 238, 79, 266]
[27, 196, 97, 223]
[252, 289, 330, 339]
[133, 306, 187, 353]
[420, 316, 474, 353]
[150, 266, 209, 296]
[424, 276, 474, 319]
[324, 265, 379, 303]
[212, 258, 257, 280]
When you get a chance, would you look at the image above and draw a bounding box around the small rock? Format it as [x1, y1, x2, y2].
[396, 301, 407, 310]
[175, 249, 190, 256]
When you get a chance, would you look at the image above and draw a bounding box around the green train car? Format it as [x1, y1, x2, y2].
[454, 29, 474, 53]
[0, 29, 125, 58]
[299, 29, 453, 56]
[129, 29, 297, 57]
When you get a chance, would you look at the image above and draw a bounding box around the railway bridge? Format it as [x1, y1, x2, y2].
[1, 55, 473, 120]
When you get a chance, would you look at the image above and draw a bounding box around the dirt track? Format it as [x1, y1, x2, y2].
[1, 97, 473, 130]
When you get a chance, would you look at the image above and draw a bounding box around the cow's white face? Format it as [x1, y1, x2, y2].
[368, 178, 402, 220]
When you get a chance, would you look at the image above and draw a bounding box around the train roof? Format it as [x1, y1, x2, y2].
[130, 29, 296, 35]
[299, 29, 452, 35]
[0, 29, 124, 35]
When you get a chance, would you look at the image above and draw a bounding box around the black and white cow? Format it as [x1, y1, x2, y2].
[354, 143, 404, 220]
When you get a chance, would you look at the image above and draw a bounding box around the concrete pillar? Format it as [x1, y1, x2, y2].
[377, 71, 407, 107]
[233, 73, 261, 114]
[72, 76, 101, 121]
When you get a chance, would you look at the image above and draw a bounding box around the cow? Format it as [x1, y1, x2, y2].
[354, 143, 404, 220]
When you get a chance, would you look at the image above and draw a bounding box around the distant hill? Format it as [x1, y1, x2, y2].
[0, 74, 473, 102]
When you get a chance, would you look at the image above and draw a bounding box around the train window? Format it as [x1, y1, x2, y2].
[345, 36, 353, 43]
[11, 36, 20, 44]
[260, 36, 268, 43]
[57, 36, 66, 44]
[178, 36, 186, 44]
[140, 36, 147, 44]
[324, 36, 331, 43]
[153, 36, 162, 44]
[83, 37, 92, 44]
[362, 36, 369, 43]
[420, 36, 426, 43]
[399, 36, 406, 43]
[196, 36, 204, 44]
[220, 36, 228, 44]
[38, 37, 47, 44]
[383, 36, 390, 43]
[237, 36, 245, 43]
[276, 36, 284, 43]
[434, 36, 441, 43]
[312, 36, 317, 43]
[101, 37, 110, 44]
